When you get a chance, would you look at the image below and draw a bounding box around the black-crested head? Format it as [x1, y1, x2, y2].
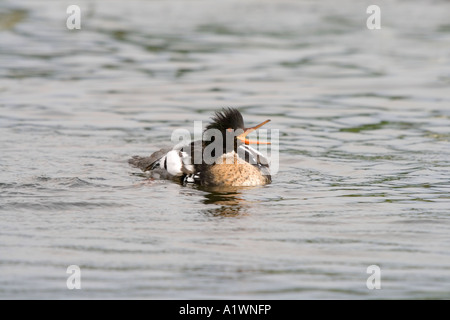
[203, 108, 271, 160]
[205, 108, 245, 132]
[203, 108, 244, 155]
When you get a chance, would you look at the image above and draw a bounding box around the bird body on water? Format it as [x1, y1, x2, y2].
[129, 108, 272, 187]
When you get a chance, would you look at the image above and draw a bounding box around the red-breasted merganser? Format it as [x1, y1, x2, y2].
[129, 108, 271, 187]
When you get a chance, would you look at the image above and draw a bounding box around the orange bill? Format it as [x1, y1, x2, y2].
[236, 119, 271, 145]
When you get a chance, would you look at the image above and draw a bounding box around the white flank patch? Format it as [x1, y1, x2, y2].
[166, 150, 183, 176]
[180, 151, 195, 173]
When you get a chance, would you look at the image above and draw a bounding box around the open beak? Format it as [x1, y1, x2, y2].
[236, 119, 271, 145]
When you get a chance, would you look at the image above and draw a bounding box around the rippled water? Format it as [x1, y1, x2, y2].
[1, 0, 450, 299]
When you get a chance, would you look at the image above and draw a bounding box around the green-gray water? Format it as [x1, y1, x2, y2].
[1, 0, 449, 299]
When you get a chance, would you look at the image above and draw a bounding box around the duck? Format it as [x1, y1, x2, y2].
[129, 108, 271, 187]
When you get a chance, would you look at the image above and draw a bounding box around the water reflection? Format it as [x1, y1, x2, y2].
[200, 186, 248, 217]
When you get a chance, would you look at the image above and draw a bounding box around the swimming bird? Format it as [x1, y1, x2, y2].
[129, 108, 271, 187]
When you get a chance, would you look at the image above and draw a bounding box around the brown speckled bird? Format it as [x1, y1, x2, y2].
[129, 108, 271, 187]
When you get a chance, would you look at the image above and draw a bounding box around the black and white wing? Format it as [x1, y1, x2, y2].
[129, 146, 195, 179]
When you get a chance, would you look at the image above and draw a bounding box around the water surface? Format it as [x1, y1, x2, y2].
[1, 0, 449, 299]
